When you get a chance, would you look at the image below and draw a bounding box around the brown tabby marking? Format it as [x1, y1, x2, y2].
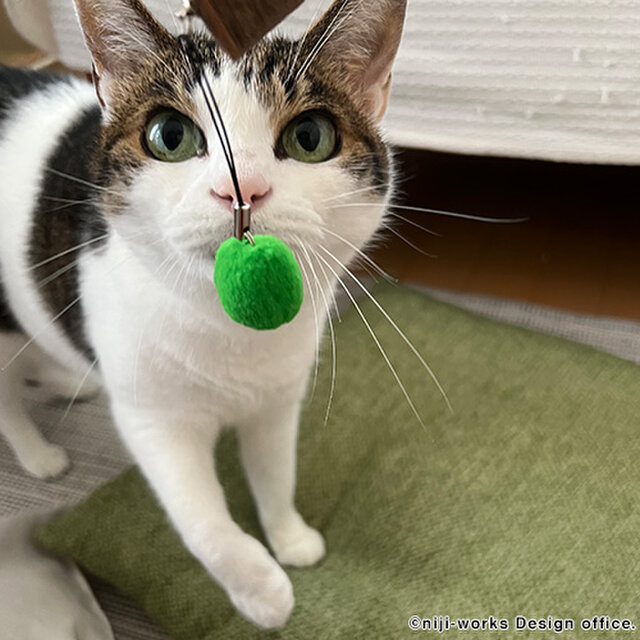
[97, 30, 390, 208]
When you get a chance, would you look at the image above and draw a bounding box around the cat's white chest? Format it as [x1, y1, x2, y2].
[81, 235, 318, 425]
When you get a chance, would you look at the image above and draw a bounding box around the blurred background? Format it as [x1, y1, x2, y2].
[2, 0, 640, 322]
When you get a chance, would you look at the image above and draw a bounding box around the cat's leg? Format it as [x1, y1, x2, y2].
[0, 333, 69, 478]
[113, 404, 294, 630]
[237, 401, 325, 567]
[24, 342, 101, 403]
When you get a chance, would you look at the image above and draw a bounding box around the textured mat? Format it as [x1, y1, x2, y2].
[422, 285, 640, 366]
[34, 284, 640, 639]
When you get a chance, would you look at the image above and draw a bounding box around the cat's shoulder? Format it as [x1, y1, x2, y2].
[0, 66, 69, 106]
[0, 66, 94, 122]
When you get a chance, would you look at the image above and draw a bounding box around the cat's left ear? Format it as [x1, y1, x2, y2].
[305, 0, 407, 120]
[72, 0, 174, 107]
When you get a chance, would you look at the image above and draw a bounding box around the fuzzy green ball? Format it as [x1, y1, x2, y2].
[213, 234, 304, 330]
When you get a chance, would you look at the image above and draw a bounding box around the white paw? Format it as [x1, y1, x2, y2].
[226, 537, 294, 629]
[19, 443, 70, 479]
[268, 514, 326, 567]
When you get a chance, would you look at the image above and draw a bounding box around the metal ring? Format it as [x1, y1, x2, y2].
[243, 231, 256, 246]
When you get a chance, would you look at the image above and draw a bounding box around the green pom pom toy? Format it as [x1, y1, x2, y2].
[214, 234, 304, 330]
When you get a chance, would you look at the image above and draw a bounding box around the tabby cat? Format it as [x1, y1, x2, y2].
[0, 0, 406, 627]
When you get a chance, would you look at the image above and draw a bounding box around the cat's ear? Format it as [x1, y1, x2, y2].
[72, 0, 173, 106]
[305, 0, 407, 120]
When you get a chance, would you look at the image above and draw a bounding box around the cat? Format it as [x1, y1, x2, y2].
[0, 0, 406, 628]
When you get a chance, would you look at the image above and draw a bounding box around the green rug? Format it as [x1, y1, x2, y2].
[35, 285, 640, 638]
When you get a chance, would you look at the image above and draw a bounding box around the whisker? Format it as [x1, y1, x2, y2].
[314, 247, 342, 322]
[382, 223, 436, 258]
[1, 296, 83, 372]
[331, 201, 528, 224]
[1, 246, 148, 371]
[323, 184, 383, 203]
[57, 358, 98, 424]
[294, 242, 321, 402]
[30, 233, 110, 270]
[36, 260, 79, 289]
[386, 212, 441, 237]
[33, 229, 150, 291]
[163, 252, 185, 286]
[390, 204, 529, 224]
[42, 200, 101, 214]
[40, 196, 95, 205]
[322, 227, 396, 284]
[319, 245, 453, 414]
[44, 168, 110, 194]
[315, 251, 427, 429]
[40, 198, 126, 216]
[298, 241, 337, 424]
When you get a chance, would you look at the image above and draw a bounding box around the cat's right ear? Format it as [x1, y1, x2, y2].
[72, 0, 174, 108]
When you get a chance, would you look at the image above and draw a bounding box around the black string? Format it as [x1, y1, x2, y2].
[197, 77, 234, 176]
[178, 35, 245, 207]
[199, 74, 244, 206]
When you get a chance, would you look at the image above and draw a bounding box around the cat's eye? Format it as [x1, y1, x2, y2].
[280, 111, 338, 163]
[144, 110, 205, 162]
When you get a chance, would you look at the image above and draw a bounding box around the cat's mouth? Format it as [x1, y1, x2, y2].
[164, 202, 326, 272]
[170, 225, 321, 260]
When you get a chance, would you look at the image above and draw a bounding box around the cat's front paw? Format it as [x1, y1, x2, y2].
[19, 442, 70, 479]
[227, 547, 294, 629]
[268, 513, 326, 567]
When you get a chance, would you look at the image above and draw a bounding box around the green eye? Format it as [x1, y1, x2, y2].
[144, 110, 205, 162]
[281, 112, 338, 163]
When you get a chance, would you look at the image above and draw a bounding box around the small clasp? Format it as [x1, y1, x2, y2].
[233, 202, 252, 241]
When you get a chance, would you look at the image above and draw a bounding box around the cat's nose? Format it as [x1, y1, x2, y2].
[210, 172, 272, 211]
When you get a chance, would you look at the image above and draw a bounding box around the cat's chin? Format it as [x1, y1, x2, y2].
[189, 251, 217, 278]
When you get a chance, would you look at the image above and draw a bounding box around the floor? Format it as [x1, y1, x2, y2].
[371, 148, 640, 322]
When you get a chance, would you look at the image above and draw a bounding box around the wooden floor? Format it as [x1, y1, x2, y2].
[371, 148, 640, 322]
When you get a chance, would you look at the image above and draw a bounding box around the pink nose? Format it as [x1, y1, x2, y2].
[210, 172, 272, 211]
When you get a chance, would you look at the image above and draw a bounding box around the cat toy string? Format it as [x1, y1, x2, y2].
[177, 1, 252, 242]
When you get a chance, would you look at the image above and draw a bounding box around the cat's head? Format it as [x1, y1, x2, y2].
[73, 0, 406, 296]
